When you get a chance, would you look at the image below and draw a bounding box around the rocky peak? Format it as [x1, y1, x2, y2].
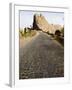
[33, 14, 62, 34]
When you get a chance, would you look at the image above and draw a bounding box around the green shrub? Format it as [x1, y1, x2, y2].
[55, 30, 61, 36]
[61, 27, 64, 37]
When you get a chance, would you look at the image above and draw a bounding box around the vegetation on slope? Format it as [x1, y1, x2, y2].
[19, 28, 36, 38]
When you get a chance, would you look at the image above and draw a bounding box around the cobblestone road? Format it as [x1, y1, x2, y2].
[19, 31, 64, 79]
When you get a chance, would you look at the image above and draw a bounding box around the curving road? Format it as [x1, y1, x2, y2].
[19, 31, 64, 79]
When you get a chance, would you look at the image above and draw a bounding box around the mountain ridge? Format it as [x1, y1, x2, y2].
[33, 14, 63, 34]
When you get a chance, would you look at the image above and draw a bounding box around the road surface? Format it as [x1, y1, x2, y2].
[19, 31, 64, 79]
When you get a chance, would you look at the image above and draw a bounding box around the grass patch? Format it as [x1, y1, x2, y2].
[45, 32, 64, 46]
[54, 36, 64, 46]
[19, 30, 36, 38]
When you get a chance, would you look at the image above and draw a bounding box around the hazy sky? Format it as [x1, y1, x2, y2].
[20, 10, 64, 29]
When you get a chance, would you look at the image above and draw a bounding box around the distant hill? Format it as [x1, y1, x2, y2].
[33, 14, 63, 34]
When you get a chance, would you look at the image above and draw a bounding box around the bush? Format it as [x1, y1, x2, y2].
[55, 30, 61, 36]
[61, 27, 64, 37]
[24, 28, 26, 34]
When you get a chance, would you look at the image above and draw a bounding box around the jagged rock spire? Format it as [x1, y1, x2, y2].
[33, 13, 62, 34]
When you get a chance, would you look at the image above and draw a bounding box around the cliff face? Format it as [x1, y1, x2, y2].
[33, 14, 62, 34]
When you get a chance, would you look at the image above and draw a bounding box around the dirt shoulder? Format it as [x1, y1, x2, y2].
[19, 31, 39, 48]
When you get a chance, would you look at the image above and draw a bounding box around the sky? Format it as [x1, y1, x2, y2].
[20, 10, 64, 29]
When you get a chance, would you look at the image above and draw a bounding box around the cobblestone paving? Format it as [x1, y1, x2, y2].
[19, 31, 64, 79]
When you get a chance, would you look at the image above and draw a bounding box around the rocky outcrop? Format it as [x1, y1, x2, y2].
[33, 14, 62, 34]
